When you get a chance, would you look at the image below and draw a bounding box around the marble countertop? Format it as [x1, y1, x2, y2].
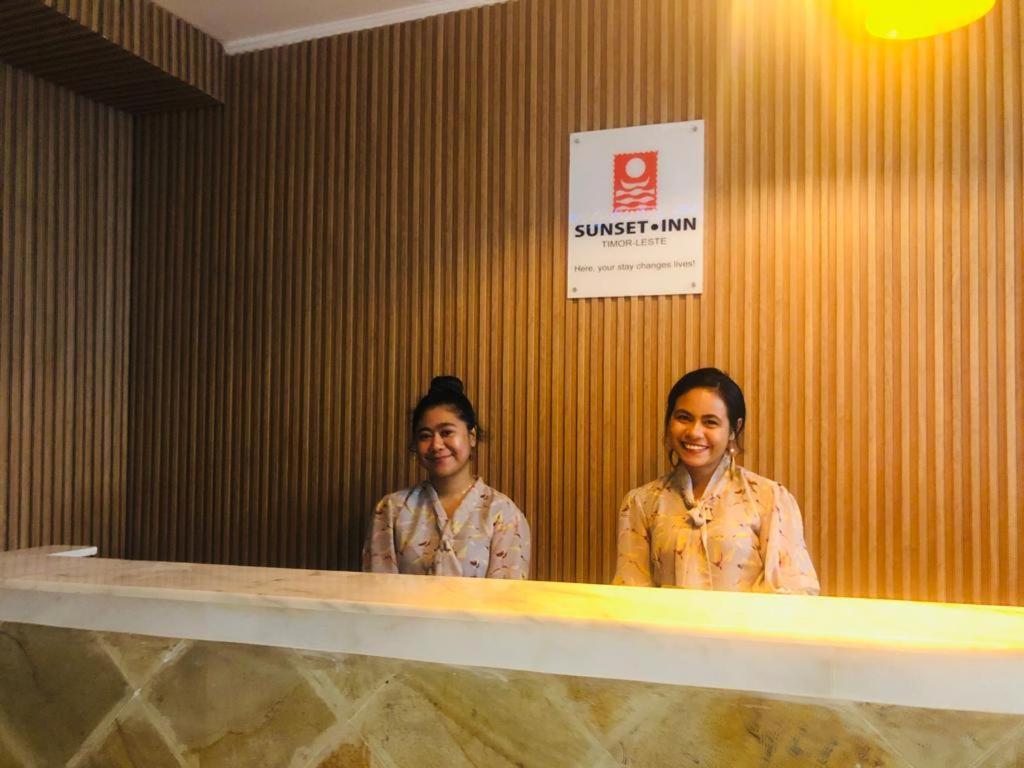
[2, 546, 1023, 714]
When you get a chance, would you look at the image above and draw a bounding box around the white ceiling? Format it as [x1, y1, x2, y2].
[151, 0, 509, 54]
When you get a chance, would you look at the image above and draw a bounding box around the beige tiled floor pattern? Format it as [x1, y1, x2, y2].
[0, 621, 1022, 767]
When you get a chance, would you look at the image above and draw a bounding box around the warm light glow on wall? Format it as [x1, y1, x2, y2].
[863, 0, 997, 39]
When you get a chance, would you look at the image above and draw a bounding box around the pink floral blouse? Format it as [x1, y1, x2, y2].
[362, 478, 530, 578]
[612, 459, 820, 593]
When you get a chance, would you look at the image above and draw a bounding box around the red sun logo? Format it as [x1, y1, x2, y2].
[613, 151, 658, 212]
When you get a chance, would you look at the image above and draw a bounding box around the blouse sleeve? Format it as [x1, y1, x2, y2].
[612, 488, 653, 586]
[758, 484, 820, 595]
[362, 496, 399, 574]
[486, 501, 531, 579]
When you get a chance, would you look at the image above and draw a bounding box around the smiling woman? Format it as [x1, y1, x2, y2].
[613, 368, 820, 594]
[362, 376, 531, 579]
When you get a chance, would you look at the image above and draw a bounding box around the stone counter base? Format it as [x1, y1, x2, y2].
[0, 621, 1021, 768]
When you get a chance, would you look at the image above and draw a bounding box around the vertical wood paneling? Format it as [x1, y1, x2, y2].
[43, 0, 225, 102]
[129, 0, 1023, 605]
[0, 62, 131, 556]
[0, 0, 224, 113]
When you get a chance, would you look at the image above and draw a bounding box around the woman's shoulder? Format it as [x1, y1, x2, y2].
[621, 474, 674, 506]
[377, 483, 428, 509]
[475, 481, 529, 531]
[736, 466, 798, 507]
[477, 481, 523, 513]
[736, 465, 778, 488]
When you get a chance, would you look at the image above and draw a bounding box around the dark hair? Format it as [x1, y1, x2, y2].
[410, 375, 483, 440]
[663, 367, 746, 449]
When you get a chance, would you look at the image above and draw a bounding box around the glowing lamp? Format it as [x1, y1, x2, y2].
[864, 0, 997, 39]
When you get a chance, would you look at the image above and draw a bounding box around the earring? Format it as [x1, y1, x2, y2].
[668, 449, 680, 468]
[728, 445, 738, 479]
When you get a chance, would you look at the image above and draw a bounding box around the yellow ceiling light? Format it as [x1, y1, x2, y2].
[863, 0, 997, 39]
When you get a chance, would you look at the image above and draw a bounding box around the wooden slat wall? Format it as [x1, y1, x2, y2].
[0, 0, 223, 114]
[0, 61, 132, 556]
[128, 0, 1023, 605]
[43, 0, 225, 102]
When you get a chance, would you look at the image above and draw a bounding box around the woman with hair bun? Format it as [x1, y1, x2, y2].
[362, 376, 531, 578]
[613, 367, 819, 593]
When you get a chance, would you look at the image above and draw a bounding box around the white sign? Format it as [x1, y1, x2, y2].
[567, 121, 704, 298]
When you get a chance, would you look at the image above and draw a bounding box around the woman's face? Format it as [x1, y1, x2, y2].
[414, 405, 477, 481]
[666, 387, 739, 476]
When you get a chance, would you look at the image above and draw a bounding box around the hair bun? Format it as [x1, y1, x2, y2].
[429, 375, 465, 395]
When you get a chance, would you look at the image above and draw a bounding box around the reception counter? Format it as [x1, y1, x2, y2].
[1, 545, 1023, 767]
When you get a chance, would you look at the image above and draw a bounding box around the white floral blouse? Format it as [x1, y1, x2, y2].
[362, 478, 531, 578]
[612, 459, 820, 593]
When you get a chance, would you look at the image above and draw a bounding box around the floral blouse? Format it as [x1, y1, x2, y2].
[362, 478, 531, 578]
[612, 459, 819, 593]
